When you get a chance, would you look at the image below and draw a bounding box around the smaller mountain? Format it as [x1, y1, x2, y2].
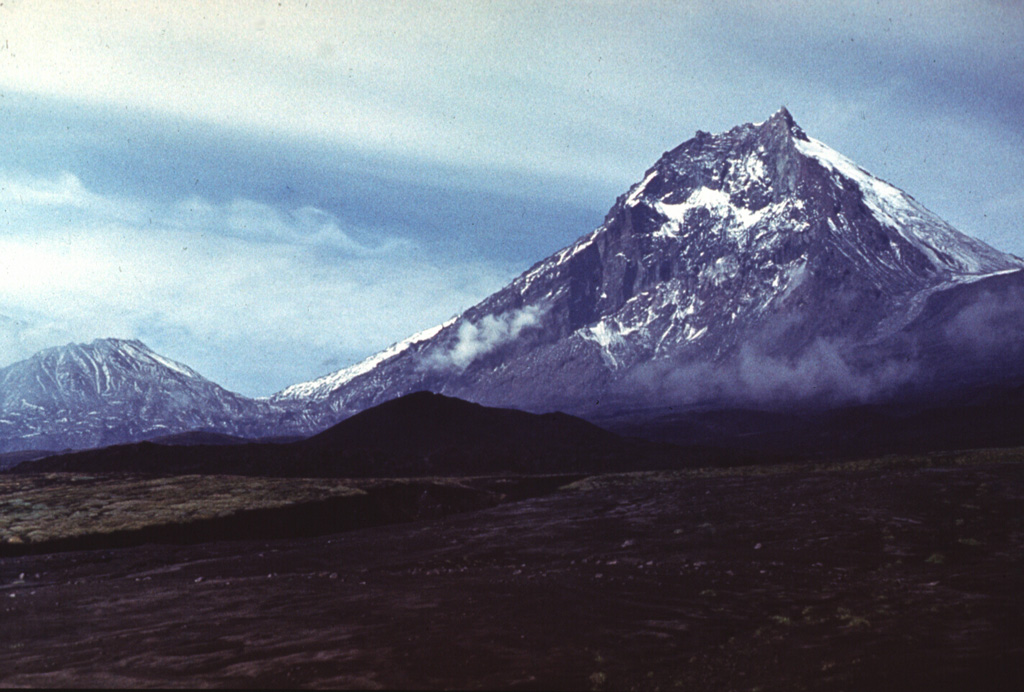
[12, 392, 688, 477]
[0, 338, 279, 453]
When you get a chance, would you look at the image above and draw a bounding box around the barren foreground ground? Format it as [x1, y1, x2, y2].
[1, 460, 1023, 690]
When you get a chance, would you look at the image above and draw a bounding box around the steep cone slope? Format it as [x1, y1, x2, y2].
[276, 108, 1024, 419]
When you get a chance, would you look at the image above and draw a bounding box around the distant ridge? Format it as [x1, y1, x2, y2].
[0, 338, 270, 453]
[0, 338, 319, 453]
[12, 392, 687, 477]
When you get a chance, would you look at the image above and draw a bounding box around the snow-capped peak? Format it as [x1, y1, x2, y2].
[0, 337, 280, 453]
[88, 338, 204, 379]
[264, 108, 1024, 421]
[793, 135, 1020, 276]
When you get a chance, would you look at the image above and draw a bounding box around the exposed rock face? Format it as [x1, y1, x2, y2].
[0, 338, 282, 453]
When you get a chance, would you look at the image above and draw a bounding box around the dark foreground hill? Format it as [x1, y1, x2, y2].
[12, 392, 693, 477]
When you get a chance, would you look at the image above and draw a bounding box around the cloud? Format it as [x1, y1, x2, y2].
[168, 197, 411, 256]
[2, 0, 1022, 256]
[3, 1, 1014, 189]
[732, 341, 915, 405]
[943, 286, 1024, 355]
[0, 170, 91, 207]
[0, 170, 147, 224]
[0, 1, 645, 184]
[0, 170, 512, 396]
[0, 170, 402, 256]
[423, 305, 548, 372]
[623, 339, 917, 409]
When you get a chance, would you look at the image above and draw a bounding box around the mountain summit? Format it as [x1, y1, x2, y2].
[277, 108, 1024, 418]
[0, 338, 274, 452]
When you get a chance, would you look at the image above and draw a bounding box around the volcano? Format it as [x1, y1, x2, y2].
[275, 108, 1024, 421]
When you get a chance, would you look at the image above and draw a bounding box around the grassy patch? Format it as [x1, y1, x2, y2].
[836, 607, 871, 628]
[0, 474, 362, 546]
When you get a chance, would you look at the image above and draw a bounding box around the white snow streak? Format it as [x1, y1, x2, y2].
[275, 318, 455, 401]
[625, 170, 659, 207]
[794, 135, 1012, 275]
[581, 319, 627, 369]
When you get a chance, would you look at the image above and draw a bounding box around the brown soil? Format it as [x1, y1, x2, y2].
[1, 462, 1022, 690]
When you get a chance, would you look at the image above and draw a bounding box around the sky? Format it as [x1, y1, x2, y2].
[0, 0, 1021, 397]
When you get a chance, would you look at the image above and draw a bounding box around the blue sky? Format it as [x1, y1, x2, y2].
[0, 0, 1021, 396]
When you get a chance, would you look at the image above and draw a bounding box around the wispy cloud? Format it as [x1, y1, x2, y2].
[0, 1, 649, 184]
[2, 1, 1021, 249]
[0, 170, 511, 395]
[623, 340, 917, 408]
[0, 170, 404, 256]
[423, 304, 549, 372]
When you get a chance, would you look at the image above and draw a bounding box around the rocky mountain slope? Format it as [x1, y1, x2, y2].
[276, 107, 1024, 421]
[0, 338, 284, 453]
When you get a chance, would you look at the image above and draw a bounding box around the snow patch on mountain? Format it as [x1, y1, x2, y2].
[625, 170, 659, 207]
[125, 342, 201, 378]
[580, 320, 629, 369]
[554, 232, 598, 265]
[794, 135, 1016, 275]
[274, 319, 457, 402]
[656, 187, 763, 232]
